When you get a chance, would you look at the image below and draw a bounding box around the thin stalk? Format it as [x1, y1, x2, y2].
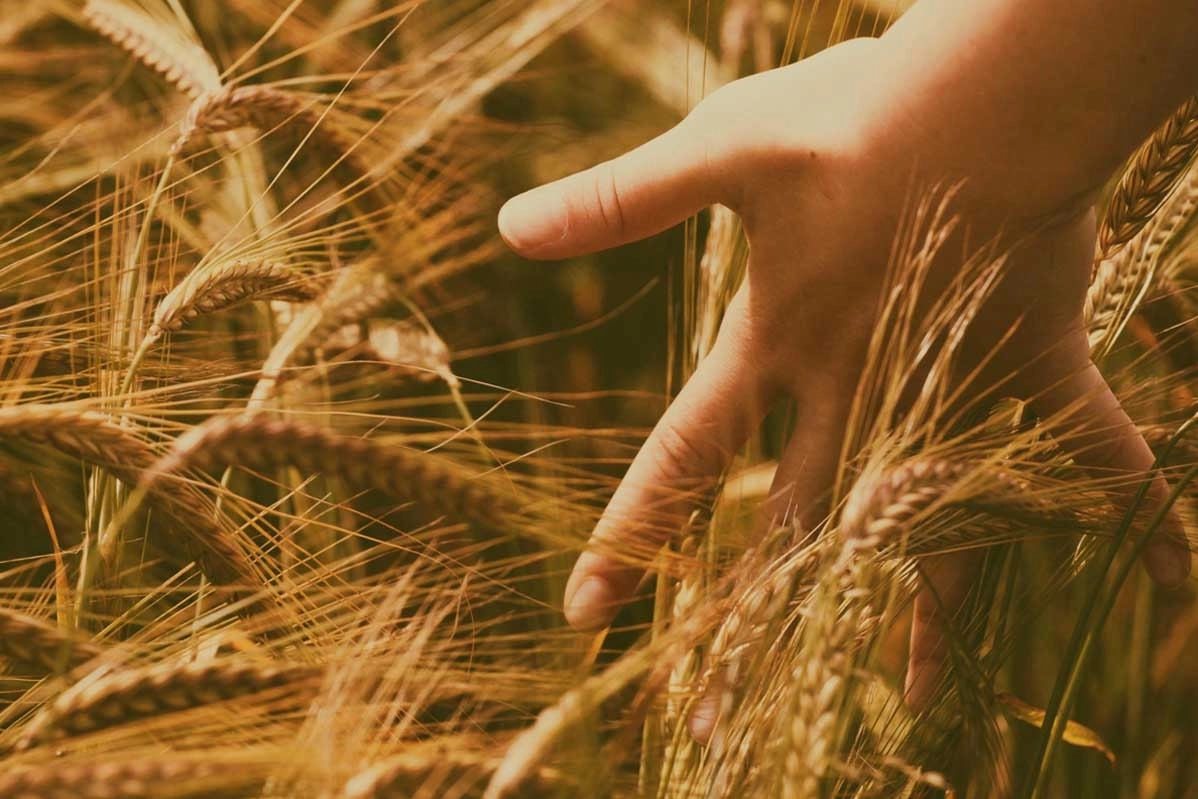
[116, 154, 176, 399]
[1120, 573, 1153, 799]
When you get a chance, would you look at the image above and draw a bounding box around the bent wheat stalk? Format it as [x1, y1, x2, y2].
[247, 259, 393, 408]
[840, 457, 1072, 553]
[172, 85, 367, 176]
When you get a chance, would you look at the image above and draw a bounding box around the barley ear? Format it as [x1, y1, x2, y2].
[0, 608, 104, 675]
[1098, 96, 1198, 260]
[83, 0, 221, 99]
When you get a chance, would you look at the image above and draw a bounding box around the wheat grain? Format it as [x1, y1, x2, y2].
[16, 658, 319, 750]
[694, 537, 832, 797]
[1098, 96, 1198, 260]
[149, 259, 320, 338]
[141, 414, 518, 530]
[83, 0, 220, 99]
[0, 608, 103, 674]
[664, 523, 703, 730]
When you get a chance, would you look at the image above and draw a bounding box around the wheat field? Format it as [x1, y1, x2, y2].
[0, 2, 1196, 797]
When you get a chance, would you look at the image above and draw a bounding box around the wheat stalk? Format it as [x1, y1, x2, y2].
[0, 406, 159, 480]
[0, 757, 265, 799]
[360, 320, 457, 386]
[1098, 96, 1198, 260]
[0, 608, 103, 674]
[149, 259, 320, 339]
[83, 0, 221, 99]
[140, 414, 518, 531]
[16, 658, 320, 751]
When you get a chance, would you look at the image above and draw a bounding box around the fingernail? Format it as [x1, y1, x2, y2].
[564, 576, 615, 631]
[497, 193, 565, 253]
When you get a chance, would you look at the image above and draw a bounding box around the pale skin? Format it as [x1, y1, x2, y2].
[499, 0, 1198, 722]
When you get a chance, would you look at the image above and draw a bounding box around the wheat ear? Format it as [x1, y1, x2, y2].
[1087, 160, 1198, 355]
[247, 259, 394, 407]
[0, 406, 257, 589]
[172, 85, 363, 168]
[141, 414, 518, 530]
[0, 608, 103, 674]
[149, 259, 320, 339]
[0, 757, 264, 799]
[1098, 96, 1198, 260]
[16, 658, 319, 751]
[840, 457, 1068, 553]
[83, 0, 220, 99]
[779, 541, 886, 799]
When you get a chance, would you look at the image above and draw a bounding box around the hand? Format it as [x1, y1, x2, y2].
[498, 37, 1190, 712]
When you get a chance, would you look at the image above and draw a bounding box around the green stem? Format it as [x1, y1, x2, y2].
[1121, 572, 1154, 798]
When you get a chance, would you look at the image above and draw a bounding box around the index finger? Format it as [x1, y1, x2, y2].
[563, 314, 773, 631]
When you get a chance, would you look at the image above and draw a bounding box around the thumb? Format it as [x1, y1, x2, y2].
[498, 112, 731, 260]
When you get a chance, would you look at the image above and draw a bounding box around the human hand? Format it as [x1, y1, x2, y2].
[498, 37, 1190, 711]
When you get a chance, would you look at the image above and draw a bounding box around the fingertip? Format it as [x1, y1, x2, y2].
[563, 574, 618, 632]
[1144, 533, 1191, 590]
[904, 658, 938, 714]
[497, 189, 566, 257]
[688, 691, 721, 744]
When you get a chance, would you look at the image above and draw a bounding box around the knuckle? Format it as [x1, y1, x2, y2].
[590, 163, 628, 236]
[651, 420, 719, 484]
